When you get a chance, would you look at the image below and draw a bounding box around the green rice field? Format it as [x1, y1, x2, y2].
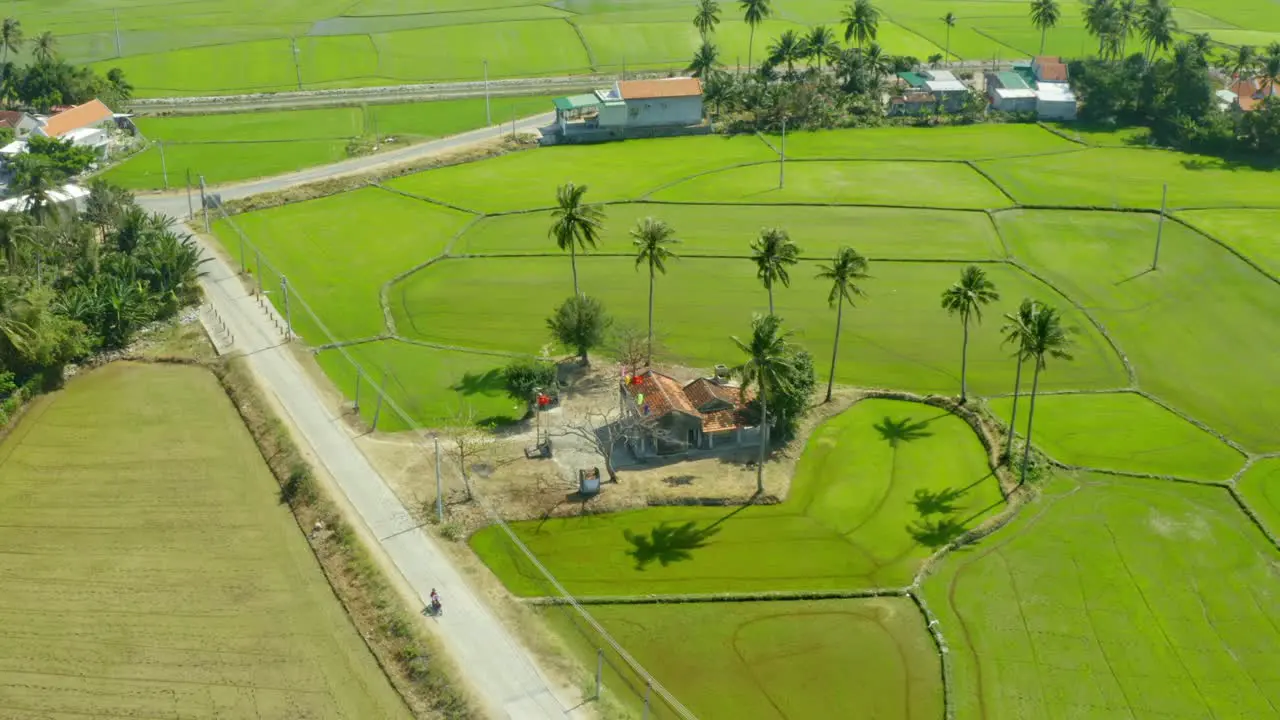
[0, 362, 409, 719]
[208, 122, 1280, 718]
[103, 95, 554, 189]
[15, 0, 1280, 96]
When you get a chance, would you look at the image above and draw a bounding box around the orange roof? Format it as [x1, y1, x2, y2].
[1036, 63, 1069, 82]
[41, 99, 113, 138]
[618, 78, 702, 100]
[625, 370, 698, 419]
[1033, 55, 1063, 65]
[623, 370, 753, 432]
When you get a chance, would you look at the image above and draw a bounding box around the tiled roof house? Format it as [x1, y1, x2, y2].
[622, 369, 758, 455]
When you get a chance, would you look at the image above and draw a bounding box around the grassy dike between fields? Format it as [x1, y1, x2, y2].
[212, 356, 477, 719]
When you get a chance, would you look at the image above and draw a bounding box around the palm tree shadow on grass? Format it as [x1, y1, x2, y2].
[912, 486, 967, 515]
[450, 368, 505, 398]
[907, 515, 967, 548]
[873, 416, 935, 447]
[623, 522, 722, 570]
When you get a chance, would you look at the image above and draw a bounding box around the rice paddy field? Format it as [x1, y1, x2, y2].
[102, 94, 553, 189]
[14, 0, 1280, 97]
[208, 122, 1280, 718]
[0, 362, 410, 719]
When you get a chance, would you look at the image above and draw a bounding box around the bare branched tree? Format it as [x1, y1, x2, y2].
[445, 408, 499, 501]
[609, 322, 661, 374]
[555, 407, 680, 483]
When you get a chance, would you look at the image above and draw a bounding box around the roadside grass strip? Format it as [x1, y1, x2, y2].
[923, 472, 1280, 720]
[988, 392, 1245, 481]
[471, 398, 1004, 596]
[996, 209, 1280, 452]
[539, 597, 943, 720]
[0, 363, 409, 719]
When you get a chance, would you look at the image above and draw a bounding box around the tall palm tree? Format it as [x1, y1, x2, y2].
[688, 40, 721, 77]
[940, 265, 999, 403]
[740, 0, 773, 72]
[1000, 299, 1037, 460]
[731, 313, 797, 495]
[816, 247, 868, 403]
[767, 29, 806, 74]
[703, 69, 736, 115]
[548, 183, 605, 297]
[841, 0, 880, 51]
[864, 41, 890, 80]
[928, 52, 945, 69]
[0, 18, 22, 68]
[1138, 0, 1176, 61]
[0, 210, 32, 271]
[1261, 42, 1280, 94]
[806, 25, 839, 69]
[13, 161, 60, 226]
[1083, 0, 1118, 58]
[631, 217, 679, 364]
[750, 227, 799, 314]
[941, 12, 958, 61]
[1224, 44, 1257, 87]
[32, 31, 55, 64]
[1116, 0, 1138, 57]
[694, 0, 722, 39]
[1029, 0, 1060, 55]
[1011, 301, 1075, 487]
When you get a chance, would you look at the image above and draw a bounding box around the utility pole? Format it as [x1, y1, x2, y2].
[434, 435, 444, 523]
[280, 275, 293, 339]
[778, 116, 787, 189]
[483, 59, 491, 126]
[371, 368, 388, 430]
[185, 168, 193, 218]
[353, 367, 362, 412]
[291, 38, 303, 91]
[511, 105, 516, 140]
[113, 8, 123, 58]
[157, 140, 169, 190]
[198, 175, 209, 232]
[1151, 183, 1168, 270]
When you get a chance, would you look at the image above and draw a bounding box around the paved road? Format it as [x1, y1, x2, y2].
[139, 112, 554, 218]
[152, 125, 583, 719]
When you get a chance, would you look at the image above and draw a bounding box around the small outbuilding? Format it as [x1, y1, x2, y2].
[1036, 82, 1078, 121]
[616, 77, 704, 128]
[987, 71, 1038, 113]
[0, 183, 91, 214]
[0, 110, 40, 138]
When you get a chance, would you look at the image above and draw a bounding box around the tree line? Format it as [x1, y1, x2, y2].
[0, 18, 133, 113]
[500, 183, 1076, 493]
[0, 180, 203, 424]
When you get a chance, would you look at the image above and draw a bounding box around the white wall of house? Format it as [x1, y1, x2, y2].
[623, 96, 703, 128]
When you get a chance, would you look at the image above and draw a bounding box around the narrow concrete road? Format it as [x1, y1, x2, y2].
[139, 112, 554, 219]
[161, 125, 583, 718]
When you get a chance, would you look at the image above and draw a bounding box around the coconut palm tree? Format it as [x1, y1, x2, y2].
[806, 25, 839, 69]
[816, 247, 868, 403]
[31, 31, 55, 64]
[1261, 42, 1280, 94]
[732, 313, 797, 495]
[548, 183, 605, 297]
[0, 210, 32, 271]
[694, 0, 722, 39]
[703, 69, 736, 115]
[1138, 0, 1176, 61]
[941, 12, 957, 61]
[928, 52, 945, 69]
[1224, 44, 1257, 87]
[767, 29, 806, 75]
[1083, 0, 1118, 58]
[864, 42, 891, 80]
[1117, 0, 1138, 57]
[688, 40, 721, 77]
[740, 0, 773, 72]
[1029, 0, 1060, 55]
[0, 18, 22, 68]
[750, 227, 799, 314]
[841, 0, 880, 51]
[941, 265, 999, 403]
[1010, 301, 1075, 487]
[1000, 299, 1036, 460]
[631, 217, 679, 364]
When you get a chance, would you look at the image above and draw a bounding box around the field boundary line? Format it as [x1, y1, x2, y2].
[963, 160, 1019, 205]
[1034, 121, 1090, 147]
[522, 587, 911, 605]
[1167, 213, 1280, 289]
[1227, 474, 1280, 553]
[392, 336, 536, 360]
[1052, 463, 1233, 487]
[754, 131, 779, 155]
[1005, 258, 1137, 387]
[983, 209, 1013, 259]
[564, 18, 598, 71]
[314, 335, 391, 351]
[372, 182, 483, 216]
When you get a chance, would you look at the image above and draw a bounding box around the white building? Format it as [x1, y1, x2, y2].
[0, 183, 91, 215]
[615, 78, 704, 128]
[1036, 82, 1078, 121]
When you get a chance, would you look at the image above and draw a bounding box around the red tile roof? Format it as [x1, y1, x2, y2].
[0, 111, 24, 129]
[623, 370, 753, 433]
[41, 99, 113, 138]
[1232, 78, 1278, 111]
[1036, 62, 1069, 82]
[618, 78, 702, 100]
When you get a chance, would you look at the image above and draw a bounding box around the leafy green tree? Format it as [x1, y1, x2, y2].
[1239, 96, 1280, 156]
[105, 67, 132, 102]
[928, 52, 944, 69]
[137, 230, 205, 314]
[631, 217, 679, 364]
[10, 156, 62, 225]
[805, 25, 839, 69]
[547, 294, 610, 365]
[687, 40, 721, 78]
[0, 210, 33, 271]
[1008, 300, 1075, 486]
[1029, 0, 1060, 55]
[548, 183, 605, 297]
[732, 313, 799, 494]
[83, 179, 133, 244]
[841, 0, 880, 51]
[24, 134, 97, 177]
[941, 12, 957, 61]
[501, 357, 558, 408]
[739, 0, 773, 72]
[941, 265, 999, 403]
[694, 0, 721, 39]
[0, 284, 86, 376]
[816, 247, 868, 403]
[750, 227, 799, 314]
[703, 69, 736, 115]
[767, 29, 806, 75]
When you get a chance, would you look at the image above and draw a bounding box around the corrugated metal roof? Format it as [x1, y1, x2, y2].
[926, 70, 958, 83]
[925, 79, 967, 93]
[898, 72, 928, 87]
[995, 88, 1038, 99]
[993, 71, 1029, 89]
[553, 94, 601, 111]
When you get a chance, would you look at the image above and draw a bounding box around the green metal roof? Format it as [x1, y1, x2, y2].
[553, 94, 601, 111]
[898, 72, 928, 87]
[994, 71, 1029, 89]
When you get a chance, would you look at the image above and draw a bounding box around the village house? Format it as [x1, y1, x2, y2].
[620, 369, 760, 458]
[1028, 56, 1078, 120]
[33, 99, 116, 153]
[0, 110, 41, 138]
[985, 71, 1038, 113]
[1228, 78, 1279, 113]
[896, 70, 968, 112]
[548, 77, 705, 144]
